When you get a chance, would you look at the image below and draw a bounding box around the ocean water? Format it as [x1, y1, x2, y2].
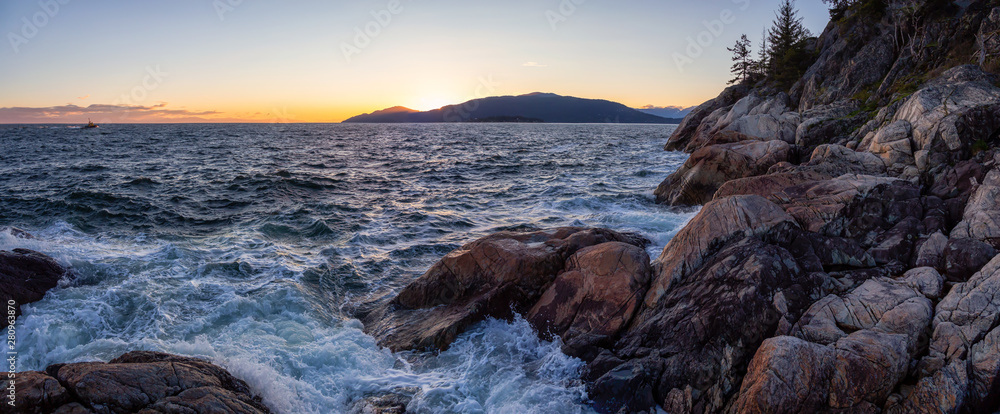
[0, 123, 691, 413]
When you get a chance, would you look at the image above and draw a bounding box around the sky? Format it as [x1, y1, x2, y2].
[0, 0, 830, 123]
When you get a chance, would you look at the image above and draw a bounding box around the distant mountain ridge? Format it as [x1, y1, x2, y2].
[343, 93, 677, 124]
[636, 105, 695, 119]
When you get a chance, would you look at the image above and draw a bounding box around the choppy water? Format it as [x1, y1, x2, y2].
[0, 123, 690, 413]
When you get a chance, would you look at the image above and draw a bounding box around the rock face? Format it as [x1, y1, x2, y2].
[3, 351, 271, 414]
[360, 227, 648, 352]
[952, 168, 1000, 249]
[1, 248, 71, 328]
[653, 140, 791, 206]
[527, 242, 651, 359]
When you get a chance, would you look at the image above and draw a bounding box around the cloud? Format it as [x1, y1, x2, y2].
[522, 62, 548, 68]
[77, 95, 90, 100]
[0, 103, 226, 123]
[640, 105, 695, 111]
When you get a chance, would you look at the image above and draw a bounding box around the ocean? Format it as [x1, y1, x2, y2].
[0, 123, 691, 413]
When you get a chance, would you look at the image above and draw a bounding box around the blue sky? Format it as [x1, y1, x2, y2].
[0, 0, 830, 122]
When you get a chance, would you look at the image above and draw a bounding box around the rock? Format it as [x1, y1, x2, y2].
[665, 84, 749, 151]
[951, 169, 1000, 250]
[348, 389, 416, 414]
[3, 351, 271, 414]
[899, 267, 945, 300]
[805, 144, 888, 177]
[0, 249, 71, 329]
[867, 217, 919, 271]
[653, 140, 791, 206]
[928, 160, 985, 200]
[0, 227, 34, 239]
[792, 277, 932, 348]
[893, 65, 1000, 170]
[731, 336, 835, 414]
[795, 101, 864, 151]
[859, 120, 915, 175]
[527, 242, 652, 358]
[596, 237, 811, 414]
[892, 359, 968, 414]
[944, 238, 998, 282]
[360, 227, 644, 352]
[924, 253, 1000, 412]
[645, 195, 798, 307]
[915, 231, 949, 270]
[767, 175, 914, 235]
[713, 171, 831, 200]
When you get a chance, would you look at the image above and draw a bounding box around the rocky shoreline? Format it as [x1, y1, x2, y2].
[364, 2, 1000, 413]
[6, 2, 1000, 413]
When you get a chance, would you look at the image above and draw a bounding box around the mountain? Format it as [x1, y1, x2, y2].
[635, 105, 695, 119]
[342, 93, 675, 124]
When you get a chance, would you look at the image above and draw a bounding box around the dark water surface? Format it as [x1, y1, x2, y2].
[0, 123, 690, 413]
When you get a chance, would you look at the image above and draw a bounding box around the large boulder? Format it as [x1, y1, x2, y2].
[951, 168, 1000, 250]
[858, 120, 916, 176]
[3, 351, 271, 414]
[1, 248, 71, 329]
[893, 65, 1000, 170]
[527, 242, 652, 359]
[944, 237, 998, 282]
[360, 227, 645, 352]
[653, 140, 791, 206]
[645, 195, 798, 307]
[713, 171, 831, 200]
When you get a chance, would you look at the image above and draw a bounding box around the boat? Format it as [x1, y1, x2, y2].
[83, 118, 98, 129]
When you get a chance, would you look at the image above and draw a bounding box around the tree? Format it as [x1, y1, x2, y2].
[766, 0, 812, 87]
[753, 27, 769, 81]
[728, 34, 754, 85]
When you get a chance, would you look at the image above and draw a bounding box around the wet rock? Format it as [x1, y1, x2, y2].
[944, 238, 997, 282]
[4, 351, 271, 414]
[527, 242, 651, 359]
[653, 140, 791, 206]
[0, 248, 71, 329]
[361, 227, 644, 352]
[951, 169, 1000, 250]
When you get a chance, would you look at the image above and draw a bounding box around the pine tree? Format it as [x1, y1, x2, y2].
[727, 34, 754, 85]
[766, 0, 812, 87]
[754, 28, 769, 81]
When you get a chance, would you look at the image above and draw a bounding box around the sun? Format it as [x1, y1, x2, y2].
[414, 96, 456, 111]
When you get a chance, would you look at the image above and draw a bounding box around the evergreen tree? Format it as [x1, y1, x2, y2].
[766, 0, 812, 87]
[727, 34, 754, 85]
[754, 28, 769, 81]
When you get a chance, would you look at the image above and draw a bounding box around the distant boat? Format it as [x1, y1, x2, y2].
[83, 119, 98, 129]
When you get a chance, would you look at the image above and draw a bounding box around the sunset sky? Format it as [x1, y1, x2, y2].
[0, 0, 829, 123]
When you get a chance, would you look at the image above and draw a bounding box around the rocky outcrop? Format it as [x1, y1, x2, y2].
[653, 140, 791, 205]
[359, 227, 647, 352]
[527, 242, 651, 359]
[665, 84, 749, 151]
[4, 351, 271, 414]
[952, 168, 1000, 249]
[1, 248, 71, 329]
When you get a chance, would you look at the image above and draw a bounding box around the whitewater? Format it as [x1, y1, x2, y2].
[0, 123, 691, 413]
